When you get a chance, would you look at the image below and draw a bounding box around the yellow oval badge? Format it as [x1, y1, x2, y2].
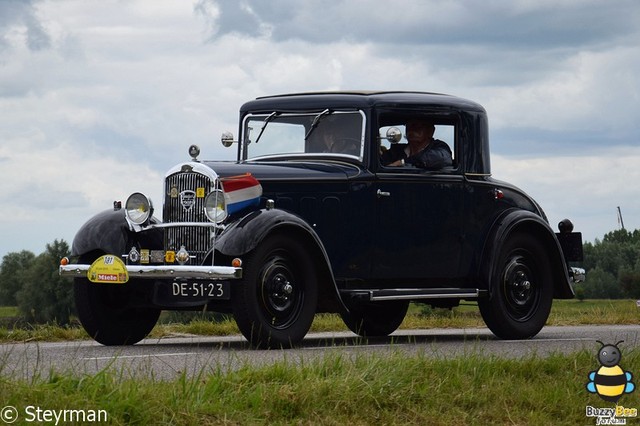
[87, 255, 129, 284]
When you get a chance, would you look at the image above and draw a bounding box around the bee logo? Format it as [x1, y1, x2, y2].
[586, 340, 635, 403]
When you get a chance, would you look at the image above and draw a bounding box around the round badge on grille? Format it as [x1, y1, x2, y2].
[180, 190, 196, 211]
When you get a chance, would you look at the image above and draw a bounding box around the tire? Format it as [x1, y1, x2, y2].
[74, 277, 160, 345]
[478, 233, 553, 339]
[340, 300, 409, 337]
[232, 234, 318, 349]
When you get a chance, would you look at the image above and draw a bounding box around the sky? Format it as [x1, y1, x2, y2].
[1, 0, 639, 260]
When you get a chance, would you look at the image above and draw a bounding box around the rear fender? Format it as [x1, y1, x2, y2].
[480, 209, 574, 299]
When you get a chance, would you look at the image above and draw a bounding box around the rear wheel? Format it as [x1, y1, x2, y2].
[341, 300, 409, 337]
[478, 233, 553, 339]
[232, 234, 318, 349]
[74, 277, 160, 345]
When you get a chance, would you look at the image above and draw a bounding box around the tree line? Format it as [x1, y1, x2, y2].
[0, 240, 74, 325]
[0, 230, 638, 324]
[580, 228, 640, 299]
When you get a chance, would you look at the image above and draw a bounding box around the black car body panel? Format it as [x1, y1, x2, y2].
[70, 209, 163, 260]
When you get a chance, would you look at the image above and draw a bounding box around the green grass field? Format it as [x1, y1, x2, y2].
[1, 348, 637, 425]
[0, 299, 638, 343]
[0, 305, 17, 317]
[1, 300, 639, 424]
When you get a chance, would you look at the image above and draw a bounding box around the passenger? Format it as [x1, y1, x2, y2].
[381, 120, 452, 169]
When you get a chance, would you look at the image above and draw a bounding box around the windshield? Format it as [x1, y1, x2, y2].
[241, 111, 365, 161]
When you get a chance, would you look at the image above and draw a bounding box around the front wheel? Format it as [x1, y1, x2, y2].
[74, 278, 160, 345]
[478, 233, 553, 339]
[232, 234, 318, 349]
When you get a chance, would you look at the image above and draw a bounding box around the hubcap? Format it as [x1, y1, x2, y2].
[502, 256, 539, 321]
[270, 274, 293, 309]
[259, 255, 303, 329]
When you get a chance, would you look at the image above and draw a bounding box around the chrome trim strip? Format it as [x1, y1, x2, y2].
[371, 291, 482, 301]
[133, 222, 226, 232]
[343, 288, 487, 302]
[165, 161, 219, 181]
[60, 264, 242, 280]
[150, 222, 221, 229]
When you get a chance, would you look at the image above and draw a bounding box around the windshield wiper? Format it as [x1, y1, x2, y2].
[304, 109, 332, 141]
[254, 111, 280, 144]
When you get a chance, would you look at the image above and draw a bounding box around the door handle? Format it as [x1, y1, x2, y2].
[377, 189, 391, 198]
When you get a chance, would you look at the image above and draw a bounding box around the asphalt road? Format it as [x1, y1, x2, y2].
[1, 325, 639, 381]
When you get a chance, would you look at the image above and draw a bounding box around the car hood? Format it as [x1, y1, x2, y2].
[201, 159, 364, 181]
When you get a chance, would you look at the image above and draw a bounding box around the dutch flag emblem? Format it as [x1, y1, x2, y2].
[221, 173, 263, 215]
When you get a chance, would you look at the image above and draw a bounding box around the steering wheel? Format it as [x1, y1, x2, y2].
[330, 138, 360, 155]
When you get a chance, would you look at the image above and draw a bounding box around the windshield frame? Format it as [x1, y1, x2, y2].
[239, 110, 366, 162]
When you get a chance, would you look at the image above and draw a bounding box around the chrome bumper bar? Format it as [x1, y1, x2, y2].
[59, 264, 242, 280]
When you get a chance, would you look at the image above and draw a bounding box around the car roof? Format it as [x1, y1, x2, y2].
[240, 91, 486, 114]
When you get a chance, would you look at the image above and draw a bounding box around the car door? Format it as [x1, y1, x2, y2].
[371, 119, 465, 286]
[372, 169, 465, 285]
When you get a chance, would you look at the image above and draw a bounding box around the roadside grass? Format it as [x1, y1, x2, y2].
[0, 306, 17, 317]
[0, 299, 638, 343]
[1, 301, 639, 424]
[1, 349, 636, 425]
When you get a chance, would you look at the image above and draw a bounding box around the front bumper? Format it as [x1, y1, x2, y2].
[59, 264, 242, 281]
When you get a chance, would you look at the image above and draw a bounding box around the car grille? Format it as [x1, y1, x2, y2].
[163, 170, 212, 265]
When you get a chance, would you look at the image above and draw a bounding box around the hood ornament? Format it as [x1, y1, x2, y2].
[189, 144, 200, 162]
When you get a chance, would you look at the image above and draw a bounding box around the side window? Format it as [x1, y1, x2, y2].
[378, 118, 456, 171]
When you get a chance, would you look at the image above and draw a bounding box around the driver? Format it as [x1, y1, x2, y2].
[381, 120, 452, 169]
[316, 117, 360, 155]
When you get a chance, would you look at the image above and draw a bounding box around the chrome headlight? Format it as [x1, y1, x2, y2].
[125, 192, 153, 225]
[204, 189, 227, 223]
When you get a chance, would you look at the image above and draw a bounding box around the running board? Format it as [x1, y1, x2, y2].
[341, 288, 488, 302]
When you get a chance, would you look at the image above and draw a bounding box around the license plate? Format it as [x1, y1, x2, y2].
[171, 281, 230, 300]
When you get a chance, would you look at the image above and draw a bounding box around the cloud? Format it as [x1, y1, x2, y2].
[493, 146, 640, 241]
[204, 0, 640, 50]
[0, 132, 164, 256]
[0, 0, 51, 52]
[0, 0, 639, 259]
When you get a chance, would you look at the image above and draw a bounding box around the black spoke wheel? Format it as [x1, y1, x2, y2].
[74, 277, 160, 346]
[233, 234, 318, 349]
[479, 233, 553, 339]
[340, 300, 409, 337]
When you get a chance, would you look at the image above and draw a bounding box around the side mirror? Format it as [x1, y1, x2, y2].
[385, 127, 402, 144]
[221, 131, 237, 148]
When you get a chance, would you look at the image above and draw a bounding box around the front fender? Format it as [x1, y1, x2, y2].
[70, 209, 162, 259]
[216, 208, 347, 313]
[480, 209, 574, 299]
[216, 208, 320, 256]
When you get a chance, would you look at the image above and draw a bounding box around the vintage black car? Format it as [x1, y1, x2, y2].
[60, 91, 584, 348]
